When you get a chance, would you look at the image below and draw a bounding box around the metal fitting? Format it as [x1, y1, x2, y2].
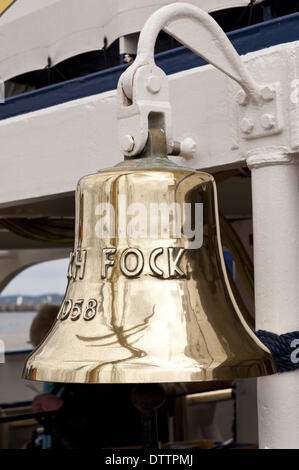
[261, 85, 275, 101]
[240, 118, 254, 134]
[121, 135, 135, 152]
[261, 113, 276, 130]
[146, 75, 161, 94]
[237, 90, 249, 106]
[170, 137, 197, 159]
[180, 137, 197, 159]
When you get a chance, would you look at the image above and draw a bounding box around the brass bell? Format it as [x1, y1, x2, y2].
[23, 130, 275, 383]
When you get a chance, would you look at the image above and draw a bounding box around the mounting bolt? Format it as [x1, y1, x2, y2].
[170, 138, 197, 159]
[261, 85, 275, 101]
[261, 113, 276, 130]
[121, 135, 135, 152]
[240, 118, 254, 134]
[146, 75, 161, 94]
[237, 90, 249, 106]
[180, 137, 197, 159]
[123, 54, 134, 64]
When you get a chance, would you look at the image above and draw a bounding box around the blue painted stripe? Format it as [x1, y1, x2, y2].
[1, 12, 299, 121]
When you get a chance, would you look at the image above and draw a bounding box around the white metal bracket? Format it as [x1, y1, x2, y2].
[238, 82, 283, 140]
[117, 2, 283, 158]
[117, 64, 172, 156]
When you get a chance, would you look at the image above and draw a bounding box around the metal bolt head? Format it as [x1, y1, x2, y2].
[240, 118, 254, 134]
[261, 85, 275, 101]
[180, 137, 197, 159]
[261, 113, 276, 129]
[146, 75, 161, 94]
[121, 135, 135, 153]
[237, 90, 249, 106]
[123, 54, 134, 64]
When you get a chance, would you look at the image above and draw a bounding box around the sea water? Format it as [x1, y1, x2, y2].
[0, 311, 37, 334]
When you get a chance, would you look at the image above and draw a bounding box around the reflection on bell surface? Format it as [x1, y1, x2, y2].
[23, 130, 275, 384]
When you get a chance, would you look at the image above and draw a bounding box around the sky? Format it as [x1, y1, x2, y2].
[1, 258, 69, 296]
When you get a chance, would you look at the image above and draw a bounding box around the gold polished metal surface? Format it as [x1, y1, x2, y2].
[23, 131, 276, 383]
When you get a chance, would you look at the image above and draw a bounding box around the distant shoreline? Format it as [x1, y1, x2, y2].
[0, 303, 60, 312]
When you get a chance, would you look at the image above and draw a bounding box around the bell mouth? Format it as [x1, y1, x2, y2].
[23, 353, 275, 384]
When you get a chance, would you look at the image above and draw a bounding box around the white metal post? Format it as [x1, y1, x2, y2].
[248, 149, 299, 449]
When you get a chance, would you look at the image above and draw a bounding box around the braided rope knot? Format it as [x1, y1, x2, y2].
[256, 330, 299, 373]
